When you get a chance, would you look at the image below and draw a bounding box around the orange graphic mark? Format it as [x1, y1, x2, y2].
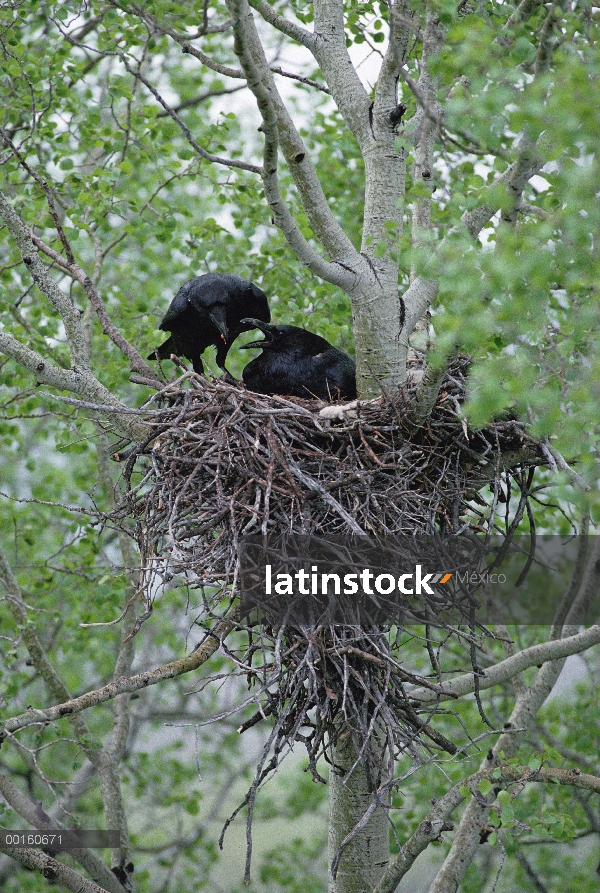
[440, 573, 452, 584]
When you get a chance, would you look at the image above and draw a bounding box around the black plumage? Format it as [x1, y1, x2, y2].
[148, 273, 270, 375]
[240, 319, 356, 402]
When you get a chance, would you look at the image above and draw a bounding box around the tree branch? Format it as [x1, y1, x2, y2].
[0, 772, 128, 893]
[226, 0, 356, 286]
[0, 128, 76, 265]
[248, 0, 316, 48]
[28, 231, 160, 381]
[51, 17, 259, 175]
[116, 52, 261, 174]
[156, 82, 246, 115]
[401, 131, 548, 363]
[0, 190, 89, 372]
[312, 0, 374, 151]
[0, 333, 150, 442]
[413, 361, 449, 421]
[0, 844, 109, 893]
[108, 1, 244, 78]
[409, 10, 444, 267]
[504, 0, 545, 33]
[0, 611, 239, 739]
[0, 544, 102, 767]
[240, 1, 360, 269]
[270, 66, 331, 94]
[374, 763, 600, 893]
[376, 0, 412, 118]
[430, 543, 600, 893]
[410, 623, 600, 705]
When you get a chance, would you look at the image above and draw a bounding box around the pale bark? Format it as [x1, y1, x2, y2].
[0, 192, 150, 442]
[0, 540, 236, 885]
[312, 1, 373, 151]
[375, 764, 600, 893]
[1, 613, 238, 737]
[0, 773, 127, 893]
[0, 190, 90, 372]
[0, 8, 588, 891]
[428, 542, 600, 893]
[0, 544, 102, 765]
[29, 231, 160, 381]
[407, 131, 548, 399]
[409, 10, 443, 275]
[328, 735, 389, 893]
[114, 2, 556, 399]
[248, 0, 316, 48]
[226, 0, 357, 288]
[0, 845, 110, 893]
[409, 623, 600, 706]
[0, 332, 149, 442]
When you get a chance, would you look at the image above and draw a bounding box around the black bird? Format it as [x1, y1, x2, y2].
[148, 273, 270, 376]
[240, 319, 356, 401]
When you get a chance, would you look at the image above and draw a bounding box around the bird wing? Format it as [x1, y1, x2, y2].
[158, 282, 195, 330]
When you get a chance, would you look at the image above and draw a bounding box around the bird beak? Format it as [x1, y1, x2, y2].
[239, 318, 274, 349]
[208, 306, 228, 342]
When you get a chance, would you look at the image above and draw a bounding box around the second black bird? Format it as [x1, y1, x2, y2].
[148, 273, 270, 376]
[240, 319, 356, 401]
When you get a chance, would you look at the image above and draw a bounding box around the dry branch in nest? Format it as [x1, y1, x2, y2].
[108, 360, 547, 860]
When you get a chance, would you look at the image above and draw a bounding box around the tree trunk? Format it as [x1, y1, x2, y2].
[328, 735, 389, 893]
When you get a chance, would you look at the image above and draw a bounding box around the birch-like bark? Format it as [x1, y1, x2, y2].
[228, 0, 359, 280]
[312, 1, 374, 152]
[374, 763, 600, 893]
[408, 623, 600, 705]
[226, 0, 358, 294]
[0, 191, 90, 371]
[0, 529, 234, 882]
[405, 131, 548, 393]
[328, 734, 389, 893]
[248, 0, 316, 48]
[0, 544, 103, 764]
[0, 332, 149, 442]
[2, 613, 238, 737]
[309, 0, 408, 395]
[95, 435, 139, 878]
[0, 772, 127, 893]
[0, 192, 150, 442]
[429, 541, 600, 893]
[0, 845, 110, 893]
[410, 10, 443, 276]
[0, 543, 117, 886]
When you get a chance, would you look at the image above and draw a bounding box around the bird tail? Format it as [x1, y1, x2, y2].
[148, 338, 173, 362]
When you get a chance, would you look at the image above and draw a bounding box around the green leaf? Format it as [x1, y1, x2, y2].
[478, 778, 493, 795]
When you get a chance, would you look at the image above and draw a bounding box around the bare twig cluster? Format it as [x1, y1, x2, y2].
[95, 363, 549, 875]
[113, 359, 539, 551]
[106, 361, 543, 758]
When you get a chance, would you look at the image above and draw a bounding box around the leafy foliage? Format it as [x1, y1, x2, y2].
[0, 1, 599, 892]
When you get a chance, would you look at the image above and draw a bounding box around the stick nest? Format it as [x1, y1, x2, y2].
[109, 360, 544, 808]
